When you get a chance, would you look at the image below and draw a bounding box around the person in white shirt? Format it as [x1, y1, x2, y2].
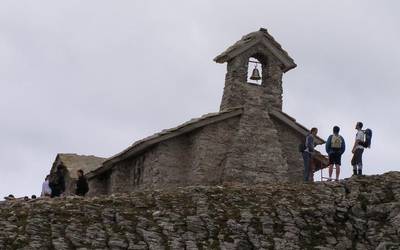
[41, 175, 52, 197]
[351, 122, 365, 176]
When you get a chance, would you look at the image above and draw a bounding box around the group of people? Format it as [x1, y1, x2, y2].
[302, 122, 371, 182]
[40, 166, 89, 197]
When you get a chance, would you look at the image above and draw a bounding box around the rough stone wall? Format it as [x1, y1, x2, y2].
[109, 162, 133, 194]
[188, 116, 240, 185]
[89, 117, 241, 195]
[272, 119, 305, 182]
[1, 172, 399, 249]
[87, 171, 110, 197]
[63, 173, 76, 196]
[221, 83, 289, 185]
[220, 44, 283, 112]
[141, 136, 192, 189]
[217, 44, 290, 185]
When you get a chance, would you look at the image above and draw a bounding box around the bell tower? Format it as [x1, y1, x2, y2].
[214, 28, 296, 111]
[214, 28, 297, 185]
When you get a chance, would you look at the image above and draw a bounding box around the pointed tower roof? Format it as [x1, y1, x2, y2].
[214, 28, 296, 72]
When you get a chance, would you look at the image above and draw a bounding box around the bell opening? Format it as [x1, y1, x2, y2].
[247, 57, 262, 85]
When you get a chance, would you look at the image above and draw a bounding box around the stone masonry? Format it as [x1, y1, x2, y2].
[1, 172, 400, 249]
[51, 28, 327, 196]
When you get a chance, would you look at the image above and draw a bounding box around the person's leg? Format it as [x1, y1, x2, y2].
[351, 153, 357, 176]
[354, 149, 362, 175]
[328, 153, 335, 180]
[335, 165, 341, 180]
[303, 152, 310, 182]
[335, 153, 342, 180]
[357, 149, 364, 175]
[309, 159, 315, 182]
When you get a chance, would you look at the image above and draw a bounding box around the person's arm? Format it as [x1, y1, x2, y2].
[326, 135, 332, 154]
[341, 137, 346, 154]
[307, 136, 315, 153]
[352, 132, 362, 153]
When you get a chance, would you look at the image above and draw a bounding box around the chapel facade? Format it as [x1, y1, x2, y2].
[49, 28, 327, 196]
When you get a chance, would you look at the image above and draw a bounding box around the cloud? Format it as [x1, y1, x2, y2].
[0, 0, 398, 198]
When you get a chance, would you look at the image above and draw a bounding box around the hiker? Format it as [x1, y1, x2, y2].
[351, 122, 365, 176]
[41, 175, 52, 197]
[325, 126, 346, 181]
[303, 127, 318, 182]
[75, 169, 89, 196]
[49, 165, 66, 197]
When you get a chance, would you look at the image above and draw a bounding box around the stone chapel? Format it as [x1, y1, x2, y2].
[49, 28, 327, 196]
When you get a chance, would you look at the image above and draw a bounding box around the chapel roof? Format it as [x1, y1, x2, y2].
[270, 109, 326, 145]
[53, 154, 106, 179]
[86, 108, 243, 179]
[214, 28, 297, 72]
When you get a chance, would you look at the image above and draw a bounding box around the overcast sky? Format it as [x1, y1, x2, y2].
[1, 1, 399, 198]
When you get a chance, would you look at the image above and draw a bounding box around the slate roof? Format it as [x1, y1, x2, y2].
[86, 108, 244, 179]
[214, 28, 297, 72]
[270, 109, 326, 145]
[53, 154, 106, 179]
[85, 107, 327, 179]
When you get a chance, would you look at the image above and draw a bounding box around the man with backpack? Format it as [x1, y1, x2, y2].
[351, 122, 373, 176]
[325, 126, 346, 181]
[352, 122, 365, 176]
[302, 127, 318, 182]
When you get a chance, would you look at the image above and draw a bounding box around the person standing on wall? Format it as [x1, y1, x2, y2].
[351, 122, 365, 176]
[49, 165, 66, 197]
[325, 126, 346, 181]
[303, 127, 318, 182]
[75, 169, 89, 197]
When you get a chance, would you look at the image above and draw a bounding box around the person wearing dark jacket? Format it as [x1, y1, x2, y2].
[75, 169, 89, 196]
[49, 166, 66, 198]
[325, 126, 346, 181]
[303, 127, 318, 182]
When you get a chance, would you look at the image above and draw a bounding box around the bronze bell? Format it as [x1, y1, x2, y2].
[250, 67, 261, 81]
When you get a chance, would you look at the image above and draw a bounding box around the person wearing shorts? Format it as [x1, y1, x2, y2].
[325, 126, 346, 181]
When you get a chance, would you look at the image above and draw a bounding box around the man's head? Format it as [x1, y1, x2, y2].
[311, 127, 318, 136]
[356, 122, 363, 130]
[333, 126, 340, 135]
[77, 169, 84, 177]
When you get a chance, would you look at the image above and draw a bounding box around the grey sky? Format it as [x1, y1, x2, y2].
[1, 1, 399, 198]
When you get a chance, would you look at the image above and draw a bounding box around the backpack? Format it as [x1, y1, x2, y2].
[298, 142, 306, 153]
[331, 135, 343, 149]
[359, 128, 373, 148]
[298, 135, 311, 153]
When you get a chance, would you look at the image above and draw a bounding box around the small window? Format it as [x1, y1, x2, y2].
[247, 57, 262, 84]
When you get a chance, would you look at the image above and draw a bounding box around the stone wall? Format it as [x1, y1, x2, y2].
[220, 44, 284, 112]
[89, 116, 241, 195]
[1, 172, 400, 249]
[188, 116, 240, 185]
[221, 82, 289, 185]
[272, 119, 305, 182]
[87, 171, 110, 197]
